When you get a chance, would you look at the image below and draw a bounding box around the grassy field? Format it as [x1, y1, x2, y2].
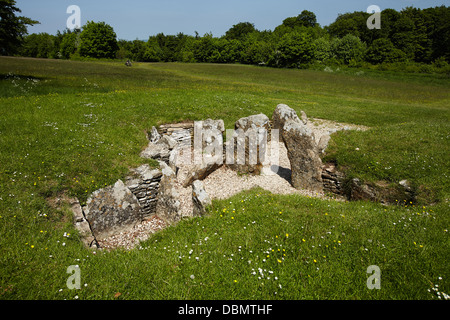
[0, 56, 449, 300]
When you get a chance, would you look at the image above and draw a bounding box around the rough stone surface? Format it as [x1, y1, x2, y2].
[125, 164, 162, 218]
[194, 119, 225, 160]
[272, 104, 302, 130]
[281, 118, 323, 192]
[149, 126, 161, 143]
[140, 141, 170, 162]
[158, 122, 194, 146]
[83, 180, 142, 240]
[155, 162, 181, 224]
[317, 134, 331, 155]
[321, 162, 345, 195]
[227, 114, 270, 175]
[192, 180, 211, 216]
[183, 154, 223, 187]
[158, 134, 178, 150]
[71, 197, 98, 248]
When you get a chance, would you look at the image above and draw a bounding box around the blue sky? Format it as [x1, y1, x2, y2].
[16, 0, 448, 40]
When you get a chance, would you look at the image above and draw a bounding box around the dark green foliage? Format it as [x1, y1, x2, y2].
[12, 5, 450, 69]
[59, 29, 81, 59]
[20, 33, 54, 58]
[0, 0, 39, 55]
[273, 31, 315, 68]
[331, 34, 366, 64]
[79, 21, 119, 59]
[224, 22, 256, 40]
[366, 38, 406, 64]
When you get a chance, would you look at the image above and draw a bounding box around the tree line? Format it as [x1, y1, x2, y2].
[3, 2, 450, 69]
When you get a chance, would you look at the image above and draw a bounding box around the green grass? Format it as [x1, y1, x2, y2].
[0, 57, 449, 300]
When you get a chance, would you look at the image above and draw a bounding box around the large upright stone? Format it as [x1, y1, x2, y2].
[83, 180, 142, 240]
[272, 104, 302, 130]
[227, 114, 270, 175]
[273, 104, 324, 192]
[192, 180, 211, 216]
[155, 162, 181, 224]
[193, 119, 225, 161]
[71, 197, 98, 248]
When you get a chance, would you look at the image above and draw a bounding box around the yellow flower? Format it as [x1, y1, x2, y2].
[302, 239, 306, 242]
[31, 245, 34, 249]
[286, 233, 289, 238]
[313, 259, 317, 263]
[277, 259, 282, 263]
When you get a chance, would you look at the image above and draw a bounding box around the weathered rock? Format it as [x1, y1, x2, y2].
[192, 180, 211, 216]
[399, 179, 412, 192]
[149, 126, 161, 143]
[155, 162, 181, 224]
[125, 164, 162, 218]
[158, 134, 178, 150]
[348, 178, 378, 202]
[235, 114, 269, 132]
[158, 122, 194, 146]
[194, 119, 225, 159]
[227, 114, 270, 175]
[83, 180, 142, 240]
[140, 141, 170, 162]
[281, 118, 323, 192]
[272, 104, 302, 130]
[317, 134, 331, 155]
[321, 162, 345, 195]
[300, 111, 308, 125]
[183, 154, 223, 187]
[71, 197, 98, 248]
[170, 129, 192, 146]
